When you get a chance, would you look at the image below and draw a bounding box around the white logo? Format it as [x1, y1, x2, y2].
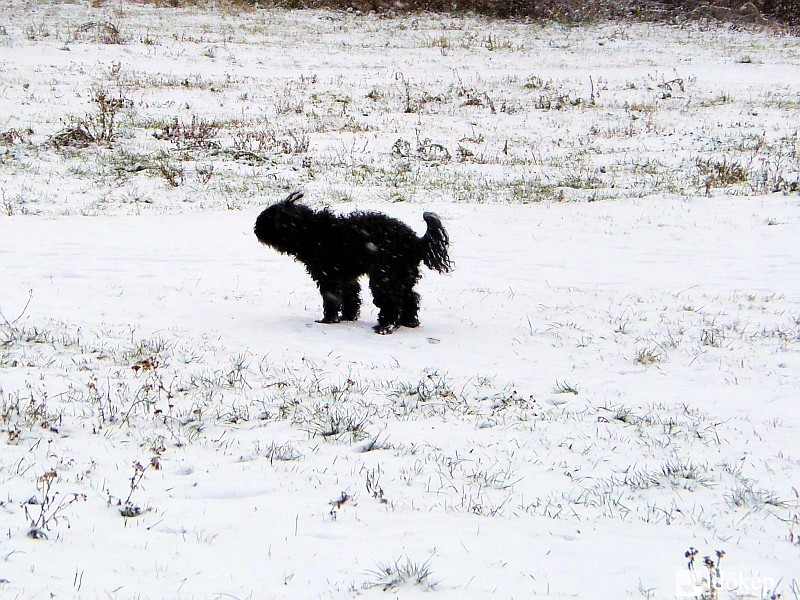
[675, 570, 777, 597]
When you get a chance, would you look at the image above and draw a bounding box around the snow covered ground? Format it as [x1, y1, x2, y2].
[1, 3, 799, 599]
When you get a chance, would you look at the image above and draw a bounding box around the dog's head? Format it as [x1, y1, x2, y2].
[254, 191, 313, 254]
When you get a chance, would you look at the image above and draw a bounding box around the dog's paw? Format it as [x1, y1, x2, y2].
[316, 316, 341, 324]
[401, 317, 420, 328]
[373, 323, 399, 335]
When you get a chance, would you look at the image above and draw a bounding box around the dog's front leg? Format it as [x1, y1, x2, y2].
[316, 279, 342, 323]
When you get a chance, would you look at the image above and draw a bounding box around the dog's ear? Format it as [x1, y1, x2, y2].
[284, 190, 304, 204]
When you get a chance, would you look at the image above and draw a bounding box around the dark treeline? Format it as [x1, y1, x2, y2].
[204, 0, 799, 25]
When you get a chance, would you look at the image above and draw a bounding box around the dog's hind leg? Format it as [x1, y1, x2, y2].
[341, 280, 361, 321]
[398, 265, 422, 328]
[400, 291, 421, 328]
[369, 272, 401, 334]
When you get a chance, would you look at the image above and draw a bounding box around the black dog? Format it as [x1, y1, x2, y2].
[254, 191, 452, 334]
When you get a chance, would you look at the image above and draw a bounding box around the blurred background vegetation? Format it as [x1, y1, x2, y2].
[132, 0, 799, 25]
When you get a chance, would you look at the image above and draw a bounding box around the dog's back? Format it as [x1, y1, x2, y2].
[343, 212, 420, 262]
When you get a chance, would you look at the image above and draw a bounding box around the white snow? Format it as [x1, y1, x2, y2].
[1, 3, 799, 599]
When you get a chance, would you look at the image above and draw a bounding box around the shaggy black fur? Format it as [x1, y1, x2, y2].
[254, 191, 453, 334]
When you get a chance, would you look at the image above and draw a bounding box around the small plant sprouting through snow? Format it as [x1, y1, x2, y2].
[634, 346, 665, 366]
[118, 461, 148, 519]
[24, 470, 86, 540]
[553, 380, 579, 395]
[789, 488, 800, 546]
[259, 441, 303, 463]
[724, 479, 787, 510]
[52, 89, 131, 148]
[365, 557, 436, 592]
[363, 466, 389, 504]
[684, 548, 726, 600]
[302, 403, 371, 442]
[328, 491, 351, 520]
[225, 353, 252, 388]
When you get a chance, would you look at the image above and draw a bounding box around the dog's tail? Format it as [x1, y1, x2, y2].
[421, 212, 453, 273]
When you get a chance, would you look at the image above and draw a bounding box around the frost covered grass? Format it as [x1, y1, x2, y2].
[1, 2, 800, 599]
[1, 3, 800, 215]
[2, 283, 799, 597]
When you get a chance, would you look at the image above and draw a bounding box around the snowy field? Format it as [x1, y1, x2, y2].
[1, 2, 800, 598]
